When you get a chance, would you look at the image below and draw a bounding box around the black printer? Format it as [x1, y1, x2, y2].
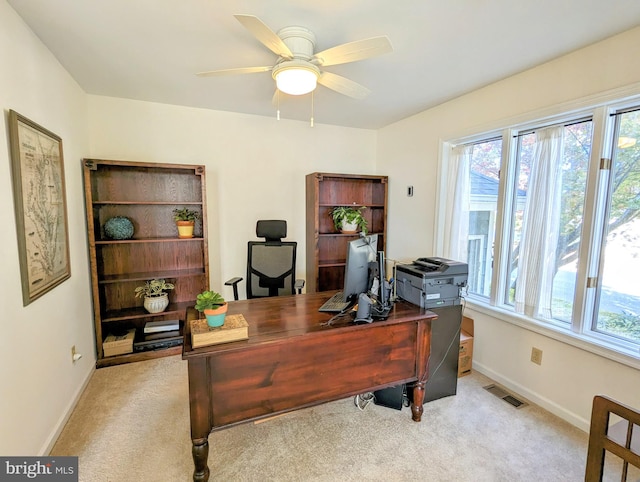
[395, 257, 468, 309]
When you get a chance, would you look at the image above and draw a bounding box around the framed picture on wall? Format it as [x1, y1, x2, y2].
[8, 110, 71, 306]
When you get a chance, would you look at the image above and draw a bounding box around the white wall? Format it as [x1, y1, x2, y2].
[378, 26, 640, 431]
[86, 96, 377, 295]
[0, 0, 94, 455]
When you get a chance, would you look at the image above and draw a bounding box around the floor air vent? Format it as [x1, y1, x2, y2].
[483, 384, 528, 409]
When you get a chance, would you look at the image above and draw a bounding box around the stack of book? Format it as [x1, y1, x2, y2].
[144, 319, 180, 337]
[134, 319, 183, 352]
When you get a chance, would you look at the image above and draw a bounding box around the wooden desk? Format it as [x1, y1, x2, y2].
[182, 292, 436, 481]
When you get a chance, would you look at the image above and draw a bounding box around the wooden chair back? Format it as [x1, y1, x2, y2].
[585, 395, 640, 481]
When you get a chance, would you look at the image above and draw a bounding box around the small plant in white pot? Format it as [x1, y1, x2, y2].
[134, 279, 175, 313]
[330, 206, 368, 234]
[194, 290, 227, 327]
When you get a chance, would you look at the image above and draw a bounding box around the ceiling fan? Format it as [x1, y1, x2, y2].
[197, 14, 393, 100]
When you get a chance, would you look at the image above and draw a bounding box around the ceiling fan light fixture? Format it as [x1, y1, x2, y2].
[273, 60, 320, 96]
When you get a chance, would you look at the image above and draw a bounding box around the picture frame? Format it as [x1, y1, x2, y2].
[8, 110, 71, 306]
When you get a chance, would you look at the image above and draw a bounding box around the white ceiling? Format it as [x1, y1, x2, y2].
[8, 0, 640, 129]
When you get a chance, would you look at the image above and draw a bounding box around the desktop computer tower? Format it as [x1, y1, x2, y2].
[372, 384, 405, 410]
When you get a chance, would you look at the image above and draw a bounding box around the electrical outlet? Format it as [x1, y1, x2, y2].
[531, 347, 543, 365]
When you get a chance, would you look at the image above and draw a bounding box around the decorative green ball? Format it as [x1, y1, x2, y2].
[104, 216, 134, 240]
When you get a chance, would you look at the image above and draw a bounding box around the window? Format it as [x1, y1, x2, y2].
[593, 109, 640, 344]
[446, 100, 640, 357]
[506, 120, 592, 323]
[468, 138, 502, 298]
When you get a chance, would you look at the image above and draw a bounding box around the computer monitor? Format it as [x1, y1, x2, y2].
[342, 234, 379, 302]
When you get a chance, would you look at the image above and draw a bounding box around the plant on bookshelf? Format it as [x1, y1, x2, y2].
[194, 290, 227, 327]
[172, 208, 200, 238]
[330, 206, 368, 234]
[134, 278, 175, 313]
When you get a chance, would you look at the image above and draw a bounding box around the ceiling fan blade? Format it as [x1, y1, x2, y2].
[234, 14, 293, 58]
[313, 36, 392, 67]
[196, 66, 272, 77]
[318, 71, 371, 100]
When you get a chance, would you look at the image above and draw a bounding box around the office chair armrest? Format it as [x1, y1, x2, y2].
[224, 277, 243, 301]
[294, 279, 305, 295]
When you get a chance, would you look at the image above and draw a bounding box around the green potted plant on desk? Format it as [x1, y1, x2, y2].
[173, 208, 200, 238]
[134, 278, 175, 313]
[195, 290, 227, 327]
[330, 206, 368, 234]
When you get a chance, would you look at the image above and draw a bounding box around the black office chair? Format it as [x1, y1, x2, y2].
[225, 220, 304, 300]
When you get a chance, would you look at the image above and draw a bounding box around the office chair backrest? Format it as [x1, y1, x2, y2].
[247, 220, 297, 298]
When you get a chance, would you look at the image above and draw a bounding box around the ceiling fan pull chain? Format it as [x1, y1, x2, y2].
[277, 89, 280, 121]
[310, 91, 314, 128]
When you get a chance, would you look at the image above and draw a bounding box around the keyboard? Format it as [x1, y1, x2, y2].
[318, 292, 351, 313]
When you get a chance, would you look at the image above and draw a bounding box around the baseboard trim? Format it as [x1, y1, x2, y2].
[40, 363, 95, 455]
[473, 361, 591, 433]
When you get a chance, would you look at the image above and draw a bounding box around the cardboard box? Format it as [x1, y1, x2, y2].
[103, 329, 135, 357]
[458, 316, 474, 377]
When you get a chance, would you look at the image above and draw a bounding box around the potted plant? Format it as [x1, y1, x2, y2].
[330, 206, 368, 234]
[134, 278, 175, 313]
[173, 208, 200, 238]
[194, 290, 227, 327]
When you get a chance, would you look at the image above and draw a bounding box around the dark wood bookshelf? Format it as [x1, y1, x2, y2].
[305, 172, 388, 293]
[83, 159, 209, 367]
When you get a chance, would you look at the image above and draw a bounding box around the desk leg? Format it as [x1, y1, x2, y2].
[411, 318, 431, 422]
[411, 382, 425, 422]
[192, 438, 209, 482]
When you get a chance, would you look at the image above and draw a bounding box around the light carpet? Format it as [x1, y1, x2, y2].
[51, 355, 635, 481]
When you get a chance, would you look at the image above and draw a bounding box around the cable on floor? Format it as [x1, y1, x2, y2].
[354, 392, 375, 411]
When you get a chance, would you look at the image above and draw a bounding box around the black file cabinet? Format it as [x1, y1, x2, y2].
[418, 304, 463, 402]
[374, 304, 463, 408]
